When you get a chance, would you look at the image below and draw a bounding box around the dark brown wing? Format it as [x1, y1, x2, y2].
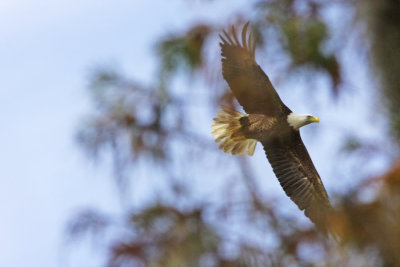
[262, 131, 333, 234]
[220, 23, 289, 116]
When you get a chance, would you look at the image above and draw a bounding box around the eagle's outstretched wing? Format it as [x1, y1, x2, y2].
[263, 132, 333, 234]
[220, 23, 289, 116]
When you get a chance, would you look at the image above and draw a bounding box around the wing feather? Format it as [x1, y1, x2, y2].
[231, 26, 240, 45]
[220, 24, 289, 115]
[263, 133, 333, 234]
[223, 30, 234, 45]
[241, 22, 249, 49]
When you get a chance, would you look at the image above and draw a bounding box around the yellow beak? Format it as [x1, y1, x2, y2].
[311, 116, 320, 123]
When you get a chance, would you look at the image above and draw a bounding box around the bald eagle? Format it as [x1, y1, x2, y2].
[211, 23, 333, 234]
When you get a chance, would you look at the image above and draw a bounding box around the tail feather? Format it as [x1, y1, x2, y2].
[211, 106, 257, 156]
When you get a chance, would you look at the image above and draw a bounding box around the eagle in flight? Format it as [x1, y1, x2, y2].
[211, 23, 333, 234]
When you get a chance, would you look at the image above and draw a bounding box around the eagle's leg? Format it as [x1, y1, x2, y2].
[211, 106, 277, 156]
[238, 113, 277, 142]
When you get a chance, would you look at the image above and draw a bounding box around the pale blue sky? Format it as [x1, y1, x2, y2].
[0, 1, 391, 266]
[0, 1, 251, 266]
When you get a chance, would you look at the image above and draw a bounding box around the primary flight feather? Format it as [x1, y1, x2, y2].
[212, 23, 333, 234]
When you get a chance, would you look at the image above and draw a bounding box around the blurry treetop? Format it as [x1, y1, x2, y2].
[70, 0, 400, 266]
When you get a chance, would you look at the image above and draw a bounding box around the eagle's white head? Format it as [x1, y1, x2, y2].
[287, 113, 320, 130]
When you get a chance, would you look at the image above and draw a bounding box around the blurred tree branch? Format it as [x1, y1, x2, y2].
[68, 0, 400, 266]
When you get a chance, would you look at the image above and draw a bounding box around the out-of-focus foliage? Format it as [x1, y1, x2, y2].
[69, 0, 400, 266]
[67, 209, 110, 243]
[109, 205, 221, 267]
[258, 0, 341, 94]
[158, 25, 210, 76]
[78, 69, 172, 161]
[330, 161, 400, 266]
[358, 0, 400, 143]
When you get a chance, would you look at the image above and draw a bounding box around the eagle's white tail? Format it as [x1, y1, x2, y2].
[211, 106, 257, 156]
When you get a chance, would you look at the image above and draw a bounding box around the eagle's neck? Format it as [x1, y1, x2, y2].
[287, 113, 313, 130]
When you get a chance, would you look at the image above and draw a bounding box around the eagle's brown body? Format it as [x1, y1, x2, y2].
[212, 23, 333, 234]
